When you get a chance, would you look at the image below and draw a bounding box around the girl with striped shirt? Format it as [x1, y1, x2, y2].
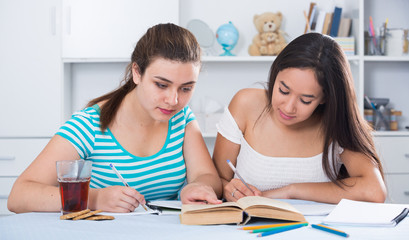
[8, 23, 222, 213]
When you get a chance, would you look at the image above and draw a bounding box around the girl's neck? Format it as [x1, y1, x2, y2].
[115, 89, 163, 129]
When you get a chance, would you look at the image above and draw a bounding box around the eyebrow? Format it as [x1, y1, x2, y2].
[155, 76, 196, 86]
[280, 81, 316, 98]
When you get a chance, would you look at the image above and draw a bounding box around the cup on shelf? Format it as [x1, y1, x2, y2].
[385, 28, 408, 56]
[374, 106, 390, 131]
[56, 160, 92, 215]
[364, 31, 385, 55]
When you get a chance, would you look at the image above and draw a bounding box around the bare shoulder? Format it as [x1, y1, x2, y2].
[228, 88, 268, 129]
[229, 88, 267, 113]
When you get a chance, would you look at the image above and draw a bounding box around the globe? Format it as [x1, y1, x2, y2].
[216, 21, 239, 56]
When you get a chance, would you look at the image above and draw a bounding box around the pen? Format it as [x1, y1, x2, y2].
[369, 16, 377, 47]
[109, 163, 148, 211]
[226, 159, 255, 194]
[311, 224, 349, 238]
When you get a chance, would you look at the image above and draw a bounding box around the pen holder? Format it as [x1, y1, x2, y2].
[365, 35, 385, 55]
[373, 106, 390, 131]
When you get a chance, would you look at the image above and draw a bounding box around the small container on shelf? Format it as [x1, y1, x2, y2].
[389, 109, 402, 131]
[364, 109, 374, 129]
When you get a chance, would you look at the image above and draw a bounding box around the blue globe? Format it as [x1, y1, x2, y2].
[216, 21, 239, 56]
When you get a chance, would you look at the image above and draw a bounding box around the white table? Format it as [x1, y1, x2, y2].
[1, 204, 408, 240]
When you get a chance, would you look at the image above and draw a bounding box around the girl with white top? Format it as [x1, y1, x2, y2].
[213, 33, 386, 204]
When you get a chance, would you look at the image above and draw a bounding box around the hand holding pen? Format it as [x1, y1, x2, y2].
[109, 163, 150, 211]
[226, 160, 260, 200]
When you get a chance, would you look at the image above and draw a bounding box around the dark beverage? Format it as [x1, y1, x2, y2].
[59, 178, 90, 214]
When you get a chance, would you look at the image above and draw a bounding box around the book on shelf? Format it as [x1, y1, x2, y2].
[314, 10, 327, 33]
[322, 12, 333, 35]
[309, 5, 319, 31]
[322, 199, 409, 227]
[337, 18, 352, 37]
[180, 196, 306, 225]
[304, 2, 317, 33]
[329, 6, 342, 37]
[334, 37, 355, 56]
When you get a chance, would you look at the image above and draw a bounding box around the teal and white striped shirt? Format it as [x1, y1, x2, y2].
[56, 105, 195, 200]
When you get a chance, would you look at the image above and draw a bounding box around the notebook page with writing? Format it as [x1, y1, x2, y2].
[100, 205, 160, 216]
[323, 199, 409, 227]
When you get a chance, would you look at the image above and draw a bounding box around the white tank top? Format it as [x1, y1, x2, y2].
[216, 108, 343, 191]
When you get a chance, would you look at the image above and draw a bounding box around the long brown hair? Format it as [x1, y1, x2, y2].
[263, 33, 383, 186]
[87, 23, 201, 131]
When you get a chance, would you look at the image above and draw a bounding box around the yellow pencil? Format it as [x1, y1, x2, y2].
[240, 221, 308, 230]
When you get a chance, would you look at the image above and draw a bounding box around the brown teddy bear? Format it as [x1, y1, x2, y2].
[248, 12, 287, 56]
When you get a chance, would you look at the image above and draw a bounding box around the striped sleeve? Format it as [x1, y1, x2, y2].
[55, 111, 96, 159]
[184, 105, 196, 125]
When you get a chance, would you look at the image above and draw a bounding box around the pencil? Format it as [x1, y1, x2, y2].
[226, 160, 255, 194]
[311, 224, 349, 238]
[251, 222, 308, 233]
[257, 223, 307, 237]
[241, 221, 308, 230]
[109, 163, 148, 211]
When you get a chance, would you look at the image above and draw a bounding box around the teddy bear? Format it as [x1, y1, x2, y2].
[248, 12, 287, 56]
[259, 31, 279, 55]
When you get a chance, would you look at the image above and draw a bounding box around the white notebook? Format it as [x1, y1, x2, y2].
[323, 199, 409, 227]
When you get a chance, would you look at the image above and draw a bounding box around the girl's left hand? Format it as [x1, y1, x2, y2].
[180, 182, 222, 205]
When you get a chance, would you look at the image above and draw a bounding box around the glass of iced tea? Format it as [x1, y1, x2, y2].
[56, 160, 92, 214]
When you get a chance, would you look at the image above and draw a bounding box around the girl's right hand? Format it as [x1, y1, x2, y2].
[90, 186, 146, 212]
[224, 178, 262, 202]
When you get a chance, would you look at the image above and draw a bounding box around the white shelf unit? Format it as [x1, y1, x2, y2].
[59, 0, 409, 204]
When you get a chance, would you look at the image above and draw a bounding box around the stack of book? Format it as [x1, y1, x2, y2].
[305, 2, 355, 55]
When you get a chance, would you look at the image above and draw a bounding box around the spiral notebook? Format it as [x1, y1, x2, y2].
[323, 199, 409, 227]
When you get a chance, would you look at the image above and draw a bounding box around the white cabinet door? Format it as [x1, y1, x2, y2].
[0, 138, 50, 177]
[385, 174, 409, 204]
[62, 0, 179, 59]
[0, 0, 62, 137]
[374, 136, 409, 174]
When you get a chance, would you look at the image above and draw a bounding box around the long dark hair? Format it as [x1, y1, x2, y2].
[263, 33, 383, 186]
[87, 23, 201, 131]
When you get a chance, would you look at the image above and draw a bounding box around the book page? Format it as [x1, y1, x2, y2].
[237, 196, 300, 213]
[181, 201, 241, 214]
[148, 200, 182, 209]
[100, 205, 160, 216]
[148, 200, 182, 215]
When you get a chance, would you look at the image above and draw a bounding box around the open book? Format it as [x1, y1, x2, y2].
[180, 196, 306, 225]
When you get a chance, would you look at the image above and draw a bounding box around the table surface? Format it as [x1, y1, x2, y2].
[1, 202, 408, 240]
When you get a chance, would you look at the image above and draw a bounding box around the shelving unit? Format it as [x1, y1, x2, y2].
[61, 0, 409, 204]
